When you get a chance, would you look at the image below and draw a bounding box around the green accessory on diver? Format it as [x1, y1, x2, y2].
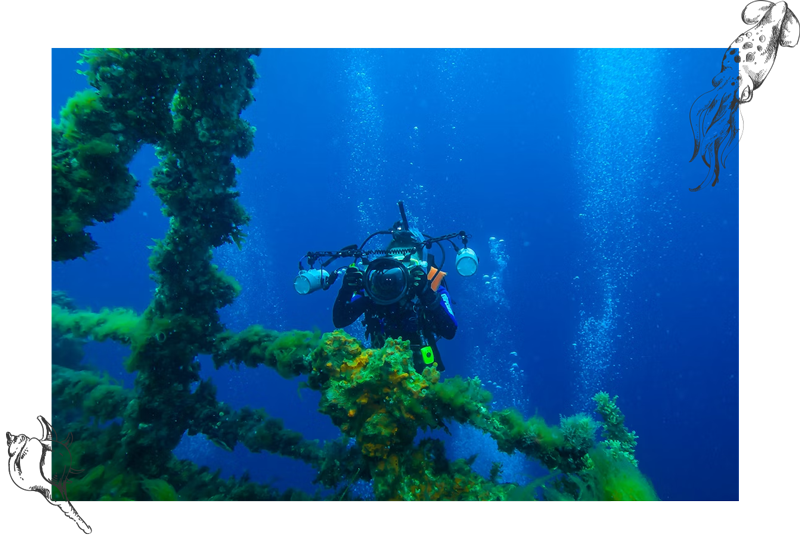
[421, 346, 435, 365]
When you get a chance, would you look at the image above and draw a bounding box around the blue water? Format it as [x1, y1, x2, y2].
[52, 48, 738, 500]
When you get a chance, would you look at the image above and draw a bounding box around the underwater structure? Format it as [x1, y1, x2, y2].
[51, 48, 658, 501]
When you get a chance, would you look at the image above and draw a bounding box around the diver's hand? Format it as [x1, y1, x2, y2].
[407, 265, 433, 303]
[409, 265, 428, 294]
[342, 266, 363, 292]
[410, 265, 439, 306]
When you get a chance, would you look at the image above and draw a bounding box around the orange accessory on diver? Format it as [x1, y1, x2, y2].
[427, 267, 447, 292]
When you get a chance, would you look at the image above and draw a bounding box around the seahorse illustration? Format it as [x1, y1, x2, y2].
[689, 1, 798, 190]
[7, 416, 91, 534]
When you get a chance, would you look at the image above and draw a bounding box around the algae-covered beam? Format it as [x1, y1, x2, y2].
[187, 377, 323, 465]
[52, 365, 132, 424]
[119, 49, 258, 477]
[212, 326, 318, 377]
[54, 48, 262, 476]
[50, 306, 594, 476]
[52, 49, 185, 261]
[51, 300, 650, 498]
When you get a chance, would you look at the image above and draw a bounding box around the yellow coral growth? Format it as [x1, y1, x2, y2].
[340, 351, 371, 376]
[389, 371, 409, 384]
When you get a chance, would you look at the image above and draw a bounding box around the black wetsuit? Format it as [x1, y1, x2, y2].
[333, 284, 457, 371]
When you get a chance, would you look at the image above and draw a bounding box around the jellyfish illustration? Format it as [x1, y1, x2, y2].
[689, 1, 798, 190]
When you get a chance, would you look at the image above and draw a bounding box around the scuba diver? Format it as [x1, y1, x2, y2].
[333, 226, 457, 372]
[294, 201, 479, 373]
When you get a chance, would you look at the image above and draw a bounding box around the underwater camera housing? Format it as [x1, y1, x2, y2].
[294, 200, 479, 296]
[363, 256, 413, 305]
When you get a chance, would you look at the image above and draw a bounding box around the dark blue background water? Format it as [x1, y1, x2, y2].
[52, 48, 738, 500]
